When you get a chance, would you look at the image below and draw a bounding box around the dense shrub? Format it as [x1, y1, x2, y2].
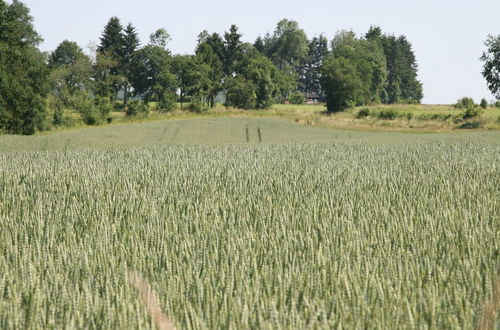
[225, 77, 256, 110]
[52, 99, 64, 126]
[377, 109, 398, 120]
[459, 121, 482, 129]
[454, 97, 476, 109]
[158, 93, 177, 112]
[289, 92, 305, 105]
[187, 100, 209, 114]
[417, 113, 453, 121]
[67, 93, 101, 125]
[480, 98, 488, 109]
[94, 97, 113, 119]
[462, 106, 483, 119]
[356, 108, 370, 119]
[402, 112, 413, 120]
[126, 101, 148, 117]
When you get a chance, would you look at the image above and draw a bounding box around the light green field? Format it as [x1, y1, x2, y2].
[2, 117, 500, 152]
[49, 103, 500, 135]
[0, 118, 499, 329]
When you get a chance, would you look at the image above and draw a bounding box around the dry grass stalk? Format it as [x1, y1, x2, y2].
[476, 270, 500, 330]
[129, 271, 176, 330]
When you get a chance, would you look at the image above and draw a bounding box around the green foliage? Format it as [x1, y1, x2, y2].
[459, 121, 482, 129]
[63, 92, 109, 125]
[332, 31, 387, 104]
[49, 40, 86, 68]
[223, 25, 244, 76]
[52, 98, 64, 126]
[154, 68, 177, 111]
[299, 35, 329, 97]
[0, 0, 49, 135]
[479, 98, 488, 109]
[130, 45, 171, 102]
[356, 108, 370, 118]
[158, 93, 177, 112]
[187, 98, 210, 113]
[92, 51, 119, 99]
[195, 31, 225, 107]
[225, 77, 256, 109]
[289, 91, 305, 104]
[245, 56, 278, 109]
[462, 107, 483, 119]
[377, 110, 413, 120]
[171, 55, 200, 108]
[454, 97, 476, 109]
[265, 19, 309, 71]
[126, 100, 148, 117]
[417, 113, 453, 121]
[94, 96, 113, 119]
[480, 34, 500, 99]
[122, 23, 140, 105]
[377, 109, 398, 120]
[320, 57, 364, 112]
[49, 41, 92, 96]
[149, 28, 171, 49]
[367, 27, 423, 104]
[98, 17, 125, 58]
[224, 55, 278, 110]
[97, 17, 128, 102]
[454, 97, 483, 119]
[255, 19, 308, 97]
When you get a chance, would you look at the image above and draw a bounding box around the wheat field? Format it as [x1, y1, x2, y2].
[0, 118, 499, 329]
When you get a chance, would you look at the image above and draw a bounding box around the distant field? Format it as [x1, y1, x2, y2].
[268, 104, 500, 131]
[1, 117, 500, 152]
[0, 118, 499, 328]
[48, 103, 500, 136]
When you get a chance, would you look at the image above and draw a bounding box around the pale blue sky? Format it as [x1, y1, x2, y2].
[19, 0, 500, 104]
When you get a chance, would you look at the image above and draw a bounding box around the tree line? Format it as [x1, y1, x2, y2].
[1, 0, 426, 135]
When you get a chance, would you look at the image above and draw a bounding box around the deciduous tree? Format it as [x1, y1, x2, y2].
[0, 0, 49, 135]
[320, 57, 364, 112]
[480, 34, 500, 99]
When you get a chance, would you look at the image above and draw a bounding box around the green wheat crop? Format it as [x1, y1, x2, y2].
[0, 119, 499, 329]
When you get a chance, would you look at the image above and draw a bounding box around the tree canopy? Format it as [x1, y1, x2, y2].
[0, 0, 49, 135]
[481, 34, 500, 100]
[0, 2, 428, 134]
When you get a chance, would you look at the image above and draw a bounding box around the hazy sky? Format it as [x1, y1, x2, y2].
[18, 0, 500, 104]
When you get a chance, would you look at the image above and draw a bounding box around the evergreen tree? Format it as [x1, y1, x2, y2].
[98, 17, 125, 59]
[253, 36, 265, 53]
[122, 23, 140, 105]
[97, 17, 125, 102]
[299, 35, 329, 97]
[367, 27, 423, 104]
[223, 25, 244, 76]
